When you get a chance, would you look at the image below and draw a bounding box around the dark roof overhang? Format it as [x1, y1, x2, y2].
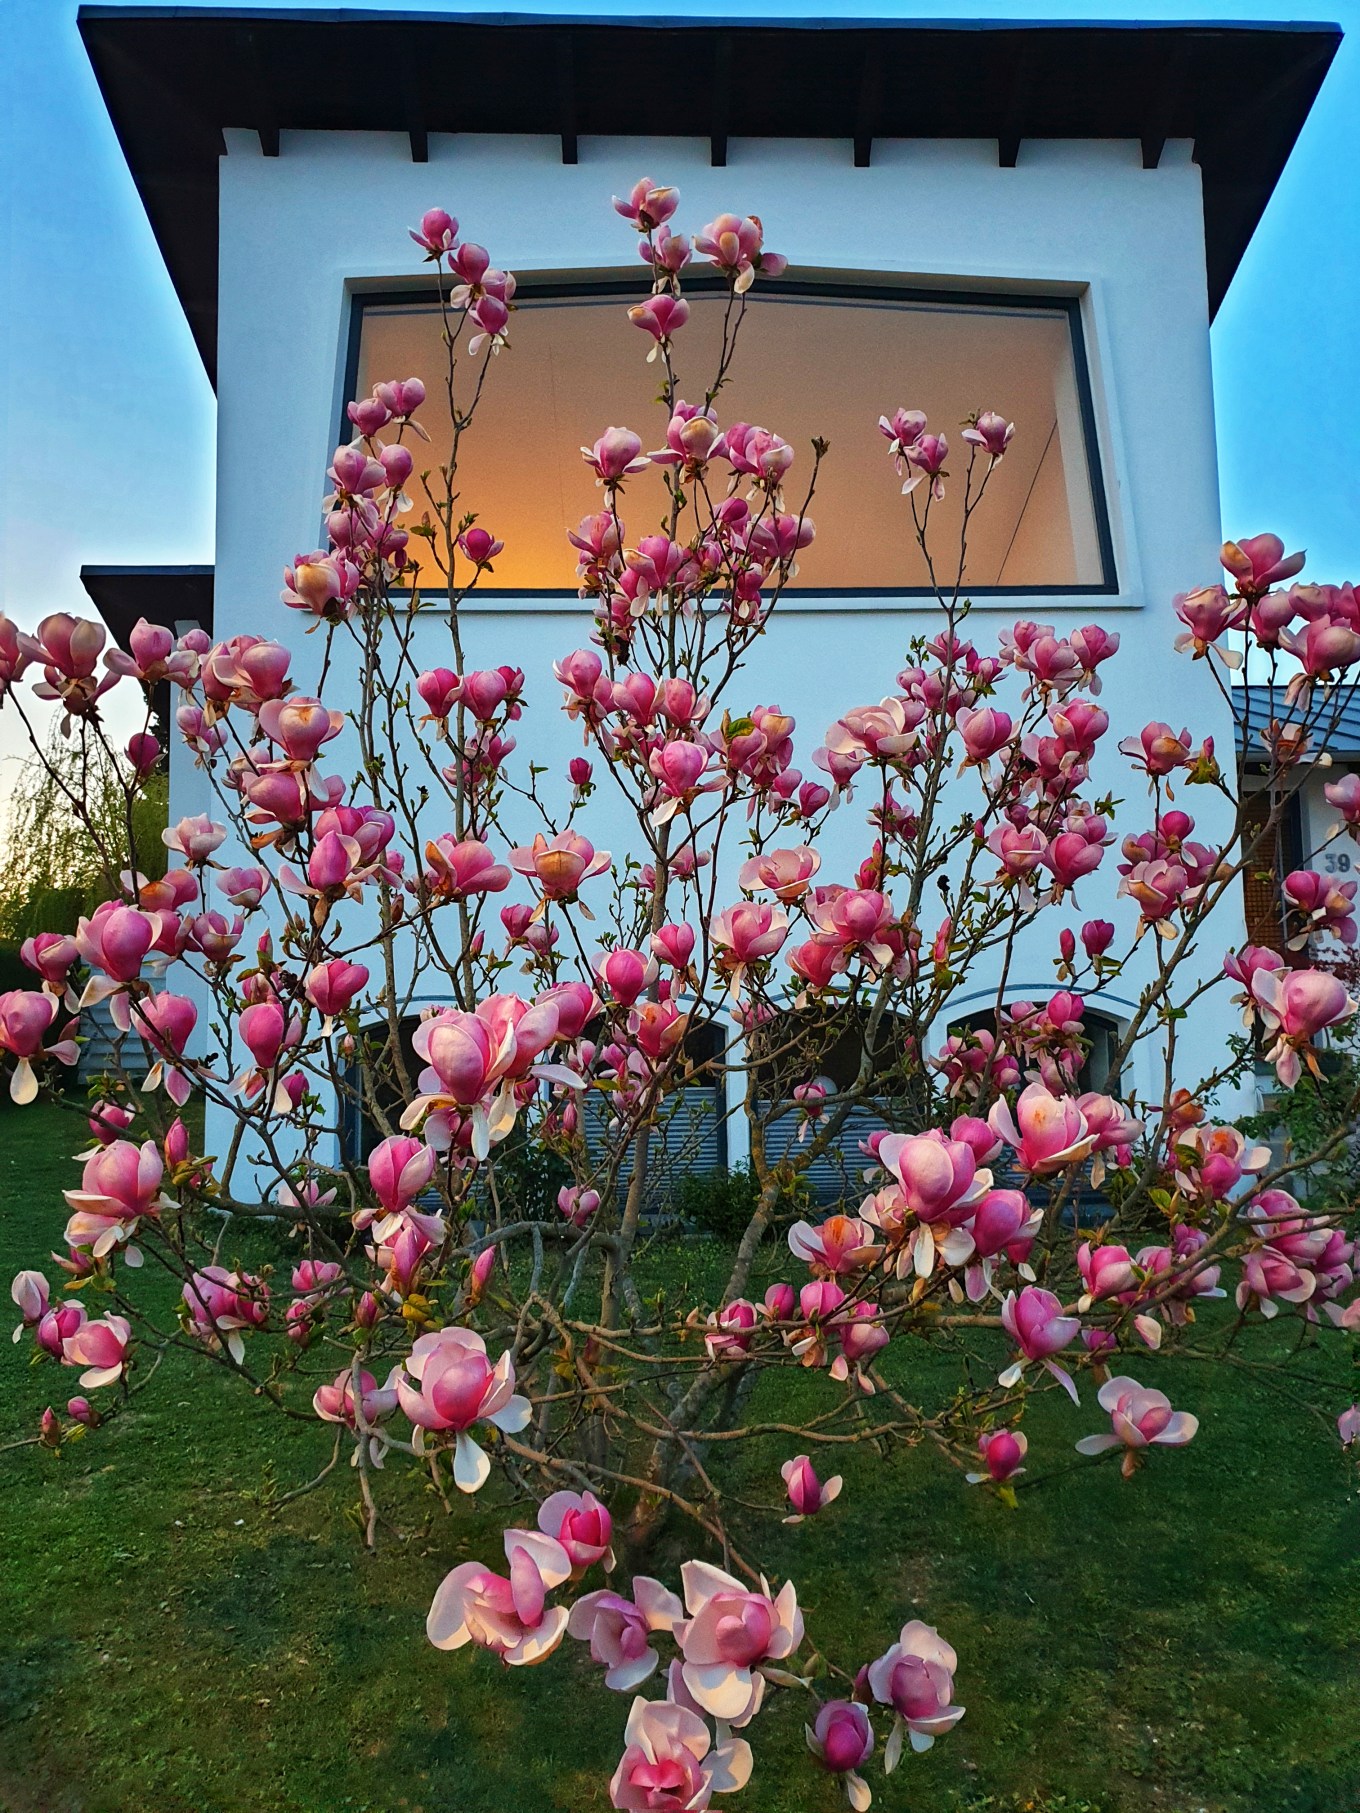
[78, 8, 1341, 384]
[80, 564, 215, 650]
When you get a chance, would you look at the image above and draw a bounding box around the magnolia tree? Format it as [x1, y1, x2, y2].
[5, 179, 1360, 1807]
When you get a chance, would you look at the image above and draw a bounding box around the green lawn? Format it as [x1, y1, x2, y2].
[1, 1098, 1358, 1813]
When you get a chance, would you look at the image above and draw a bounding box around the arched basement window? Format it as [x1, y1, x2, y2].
[945, 1002, 1125, 1096]
[581, 1017, 729, 1210]
[342, 1013, 423, 1162]
[749, 1006, 908, 1207]
[346, 276, 1114, 596]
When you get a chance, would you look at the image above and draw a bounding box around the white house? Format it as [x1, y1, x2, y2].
[78, 8, 1339, 1184]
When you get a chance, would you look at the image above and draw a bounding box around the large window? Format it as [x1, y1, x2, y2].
[346, 278, 1114, 596]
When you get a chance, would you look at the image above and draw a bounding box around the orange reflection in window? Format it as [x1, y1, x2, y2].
[353, 286, 1106, 594]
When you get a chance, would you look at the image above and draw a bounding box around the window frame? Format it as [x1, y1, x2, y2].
[340, 273, 1119, 599]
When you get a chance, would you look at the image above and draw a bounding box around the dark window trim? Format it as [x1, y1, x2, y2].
[339, 273, 1119, 599]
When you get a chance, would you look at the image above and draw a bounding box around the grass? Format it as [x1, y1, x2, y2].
[1, 1098, 1358, 1813]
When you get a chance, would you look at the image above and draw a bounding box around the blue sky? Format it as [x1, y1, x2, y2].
[1, 0, 1358, 772]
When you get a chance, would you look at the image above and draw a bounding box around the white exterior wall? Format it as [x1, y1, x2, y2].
[1298, 763, 1358, 873]
[1296, 763, 1360, 968]
[188, 128, 1251, 1176]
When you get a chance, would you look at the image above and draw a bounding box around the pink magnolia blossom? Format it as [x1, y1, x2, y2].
[999, 1285, 1082, 1402]
[1118, 721, 1193, 778]
[781, 1453, 843, 1522]
[1076, 1241, 1138, 1309]
[582, 428, 648, 485]
[509, 830, 610, 901]
[1235, 1231, 1319, 1317]
[217, 865, 270, 909]
[304, 959, 370, 1023]
[695, 211, 785, 291]
[537, 1489, 615, 1573]
[1338, 1404, 1360, 1446]
[879, 408, 927, 470]
[130, 991, 197, 1106]
[763, 1282, 796, 1322]
[609, 1694, 752, 1811]
[966, 1427, 1028, 1485]
[1075, 1375, 1199, 1477]
[596, 947, 657, 1007]
[558, 1185, 601, 1228]
[805, 1699, 874, 1808]
[427, 1527, 573, 1665]
[236, 1001, 302, 1089]
[0, 611, 33, 693]
[402, 993, 568, 1157]
[674, 1560, 803, 1722]
[962, 410, 1015, 460]
[718, 418, 794, 489]
[363, 1135, 438, 1237]
[567, 1577, 683, 1691]
[464, 1246, 497, 1307]
[370, 376, 427, 424]
[75, 902, 155, 1000]
[22, 613, 116, 717]
[612, 178, 679, 230]
[1173, 583, 1247, 657]
[957, 705, 1014, 767]
[650, 401, 722, 470]
[628, 291, 690, 347]
[880, 1129, 990, 1229]
[738, 845, 820, 902]
[396, 1323, 531, 1491]
[867, 1619, 965, 1764]
[806, 889, 900, 967]
[20, 931, 80, 999]
[787, 937, 846, 991]
[421, 835, 511, 901]
[902, 432, 949, 500]
[1173, 1124, 1272, 1201]
[162, 814, 226, 864]
[292, 1259, 343, 1298]
[831, 1300, 890, 1388]
[1324, 772, 1360, 830]
[374, 1215, 439, 1298]
[313, 1366, 401, 1465]
[10, 1269, 49, 1340]
[410, 207, 458, 255]
[710, 901, 789, 981]
[61, 1313, 132, 1389]
[1221, 532, 1305, 596]
[787, 1213, 880, 1280]
[184, 1267, 269, 1363]
[989, 1084, 1095, 1176]
[256, 695, 344, 765]
[36, 1298, 86, 1359]
[0, 991, 78, 1102]
[62, 1139, 168, 1259]
[821, 697, 922, 768]
[957, 1187, 1040, 1300]
[1283, 868, 1358, 946]
[651, 923, 696, 970]
[1279, 614, 1360, 687]
[1251, 967, 1358, 1086]
[703, 1298, 758, 1359]
[458, 525, 503, 566]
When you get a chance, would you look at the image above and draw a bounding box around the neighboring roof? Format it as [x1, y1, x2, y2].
[1232, 683, 1360, 763]
[80, 565, 215, 650]
[78, 8, 1341, 382]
